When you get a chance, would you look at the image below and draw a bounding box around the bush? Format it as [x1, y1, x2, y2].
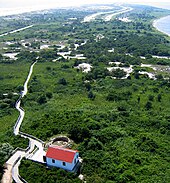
[88, 91, 95, 100]
[58, 78, 67, 85]
[46, 92, 53, 99]
[87, 137, 103, 150]
[0, 143, 14, 162]
[157, 94, 162, 102]
[37, 95, 47, 104]
[145, 101, 152, 110]
[148, 95, 154, 101]
[111, 68, 126, 79]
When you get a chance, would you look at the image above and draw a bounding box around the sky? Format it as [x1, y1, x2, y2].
[0, 0, 170, 10]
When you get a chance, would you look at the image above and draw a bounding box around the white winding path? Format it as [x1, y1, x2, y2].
[14, 61, 36, 135]
[2, 61, 46, 183]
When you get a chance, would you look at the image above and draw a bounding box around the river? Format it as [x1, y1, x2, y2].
[153, 15, 170, 36]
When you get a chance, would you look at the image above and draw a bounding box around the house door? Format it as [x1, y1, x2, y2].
[43, 156, 46, 162]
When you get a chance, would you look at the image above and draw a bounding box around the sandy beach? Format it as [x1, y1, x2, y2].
[153, 15, 170, 36]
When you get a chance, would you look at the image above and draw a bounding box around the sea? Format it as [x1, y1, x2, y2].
[153, 15, 170, 36]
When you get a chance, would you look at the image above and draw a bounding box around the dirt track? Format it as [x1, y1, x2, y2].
[1, 164, 12, 183]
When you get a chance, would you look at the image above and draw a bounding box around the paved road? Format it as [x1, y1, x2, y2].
[104, 7, 133, 21]
[0, 25, 34, 37]
[83, 6, 133, 22]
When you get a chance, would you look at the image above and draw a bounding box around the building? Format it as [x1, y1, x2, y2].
[45, 146, 80, 172]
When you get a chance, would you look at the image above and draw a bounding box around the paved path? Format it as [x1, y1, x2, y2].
[2, 61, 46, 183]
[14, 62, 36, 136]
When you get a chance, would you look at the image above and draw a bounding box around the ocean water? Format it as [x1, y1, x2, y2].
[153, 15, 170, 36]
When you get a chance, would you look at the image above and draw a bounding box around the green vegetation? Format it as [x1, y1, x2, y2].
[0, 62, 30, 180]
[19, 61, 170, 182]
[20, 160, 81, 183]
[0, 3, 170, 183]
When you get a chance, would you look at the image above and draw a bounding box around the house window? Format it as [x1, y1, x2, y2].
[63, 162, 66, 166]
[52, 159, 55, 163]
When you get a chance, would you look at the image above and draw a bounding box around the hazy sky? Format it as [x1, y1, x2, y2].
[1, 0, 170, 9]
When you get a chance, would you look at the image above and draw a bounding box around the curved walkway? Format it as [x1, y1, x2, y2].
[2, 61, 46, 183]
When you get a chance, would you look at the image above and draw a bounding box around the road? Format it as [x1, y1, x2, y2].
[0, 25, 34, 37]
[104, 7, 133, 21]
[83, 6, 133, 22]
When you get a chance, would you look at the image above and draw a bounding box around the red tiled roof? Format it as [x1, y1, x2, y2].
[46, 146, 78, 163]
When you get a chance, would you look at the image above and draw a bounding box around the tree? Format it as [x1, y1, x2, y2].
[157, 94, 162, 102]
[145, 101, 152, 110]
[85, 83, 91, 91]
[88, 91, 95, 100]
[106, 92, 120, 101]
[148, 95, 154, 101]
[111, 68, 126, 79]
[134, 72, 140, 79]
[137, 96, 140, 104]
[0, 165, 4, 180]
[145, 54, 152, 59]
[0, 143, 14, 164]
[46, 92, 53, 99]
[16, 85, 24, 92]
[69, 125, 91, 143]
[70, 43, 75, 49]
[46, 66, 51, 71]
[87, 137, 103, 150]
[0, 54, 3, 61]
[58, 78, 67, 85]
[0, 103, 8, 109]
[155, 74, 163, 80]
[37, 95, 47, 104]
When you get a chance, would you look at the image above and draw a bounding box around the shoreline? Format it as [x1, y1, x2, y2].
[153, 15, 170, 37]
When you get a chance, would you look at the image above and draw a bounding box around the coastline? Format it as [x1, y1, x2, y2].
[153, 15, 170, 37]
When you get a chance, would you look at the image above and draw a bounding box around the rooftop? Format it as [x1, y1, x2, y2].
[46, 146, 78, 163]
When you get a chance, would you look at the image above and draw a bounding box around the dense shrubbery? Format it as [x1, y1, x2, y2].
[19, 61, 170, 182]
[20, 160, 81, 183]
[0, 4, 170, 183]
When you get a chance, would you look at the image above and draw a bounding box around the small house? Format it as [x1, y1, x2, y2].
[45, 146, 80, 172]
